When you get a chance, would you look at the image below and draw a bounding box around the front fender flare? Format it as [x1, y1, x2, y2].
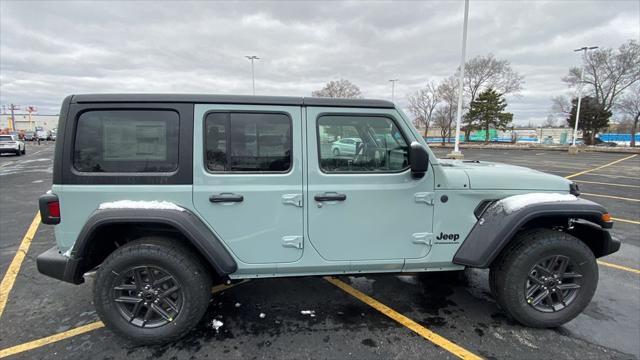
[452, 197, 612, 268]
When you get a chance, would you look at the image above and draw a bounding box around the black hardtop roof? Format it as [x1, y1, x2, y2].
[70, 94, 395, 109]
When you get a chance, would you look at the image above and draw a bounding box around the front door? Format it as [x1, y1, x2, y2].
[193, 104, 303, 264]
[306, 107, 434, 262]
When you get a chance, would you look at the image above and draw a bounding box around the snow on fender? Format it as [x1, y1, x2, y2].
[496, 193, 577, 214]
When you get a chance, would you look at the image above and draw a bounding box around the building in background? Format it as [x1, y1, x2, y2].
[0, 113, 59, 132]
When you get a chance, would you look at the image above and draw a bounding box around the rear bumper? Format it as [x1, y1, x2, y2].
[36, 246, 84, 284]
[0, 148, 19, 154]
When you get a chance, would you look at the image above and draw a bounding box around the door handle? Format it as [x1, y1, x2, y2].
[314, 193, 347, 202]
[209, 193, 244, 203]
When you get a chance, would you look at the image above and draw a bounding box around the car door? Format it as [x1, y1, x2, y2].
[193, 104, 304, 264]
[306, 107, 435, 264]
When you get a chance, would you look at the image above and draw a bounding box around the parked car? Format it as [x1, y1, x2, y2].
[35, 127, 48, 140]
[592, 137, 617, 147]
[330, 137, 362, 156]
[23, 131, 36, 141]
[0, 134, 26, 155]
[37, 94, 619, 344]
[48, 129, 57, 141]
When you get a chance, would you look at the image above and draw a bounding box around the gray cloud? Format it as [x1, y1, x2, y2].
[1, 0, 638, 125]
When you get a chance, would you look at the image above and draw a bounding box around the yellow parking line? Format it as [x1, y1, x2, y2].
[0, 279, 248, 358]
[0, 322, 105, 358]
[581, 193, 640, 202]
[325, 277, 482, 360]
[573, 180, 640, 188]
[0, 212, 40, 318]
[565, 154, 637, 179]
[598, 261, 640, 275]
[612, 217, 640, 225]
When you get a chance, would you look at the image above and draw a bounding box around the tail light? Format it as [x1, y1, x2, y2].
[39, 193, 61, 225]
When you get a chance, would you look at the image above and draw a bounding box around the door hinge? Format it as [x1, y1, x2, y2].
[282, 236, 303, 249]
[282, 194, 303, 207]
[412, 232, 434, 246]
[414, 192, 435, 206]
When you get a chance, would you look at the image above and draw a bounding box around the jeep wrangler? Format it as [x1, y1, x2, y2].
[37, 94, 619, 344]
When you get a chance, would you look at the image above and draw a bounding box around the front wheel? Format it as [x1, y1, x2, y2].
[490, 228, 598, 328]
[94, 237, 213, 344]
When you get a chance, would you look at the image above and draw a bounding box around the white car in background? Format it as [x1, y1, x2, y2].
[331, 137, 362, 156]
[0, 134, 26, 156]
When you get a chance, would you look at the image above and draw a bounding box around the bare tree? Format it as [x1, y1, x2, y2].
[616, 83, 640, 147]
[436, 76, 458, 143]
[312, 79, 362, 98]
[457, 54, 524, 139]
[433, 106, 451, 145]
[550, 95, 572, 117]
[563, 40, 640, 112]
[407, 81, 439, 137]
[543, 114, 556, 128]
[459, 54, 525, 102]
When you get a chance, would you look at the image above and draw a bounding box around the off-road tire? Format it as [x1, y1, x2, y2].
[489, 228, 598, 328]
[94, 237, 213, 344]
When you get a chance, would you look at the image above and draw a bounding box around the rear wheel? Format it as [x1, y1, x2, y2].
[489, 228, 597, 327]
[21, 147, 26, 155]
[94, 237, 213, 344]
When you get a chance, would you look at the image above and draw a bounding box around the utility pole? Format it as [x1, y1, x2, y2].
[388, 79, 399, 102]
[448, 0, 469, 159]
[8, 104, 19, 131]
[569, 46, 598, 154]
[245, 55, 259, 95]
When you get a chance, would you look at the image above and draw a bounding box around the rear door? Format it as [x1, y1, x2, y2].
[306, 107, 435, 264]
[192, 105, 303, 264]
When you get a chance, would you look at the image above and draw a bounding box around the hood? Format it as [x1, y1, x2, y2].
[439, 159, 571, 191]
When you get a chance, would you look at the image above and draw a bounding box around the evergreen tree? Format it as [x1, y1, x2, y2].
[464, 88, 513, 142]
[566, 96, 612, 145]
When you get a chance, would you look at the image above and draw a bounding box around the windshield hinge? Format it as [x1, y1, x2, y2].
[414, 192, 435, 206]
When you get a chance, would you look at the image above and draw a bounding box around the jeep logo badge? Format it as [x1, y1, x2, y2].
[436, 232, 460, 241]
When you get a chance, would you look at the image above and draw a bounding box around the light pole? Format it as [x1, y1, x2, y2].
[448, 0, 469, 159]
[245, 55, 259, 95]
[569, 46, 598, 153]
[388, 79, 399, 102]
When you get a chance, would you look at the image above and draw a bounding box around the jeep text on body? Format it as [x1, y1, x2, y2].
[37, 94, 620, 344]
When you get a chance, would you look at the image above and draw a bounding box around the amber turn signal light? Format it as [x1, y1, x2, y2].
[601, 213, 612, 222]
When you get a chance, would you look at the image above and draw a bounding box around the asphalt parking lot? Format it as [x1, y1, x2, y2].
[0, 143, 638, 359]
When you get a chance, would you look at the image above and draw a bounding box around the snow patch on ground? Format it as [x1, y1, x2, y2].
[396, 275, 419, 285]
[211, 319, 224, 333]
[98, 200, 184, 211]
[497, 193, 577, 213]
[301, 310, 316, 317]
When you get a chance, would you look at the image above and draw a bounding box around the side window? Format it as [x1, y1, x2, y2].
[73, 110, 179, 173]
[318, 115, 409, 173]
[204, 112, 292, 172]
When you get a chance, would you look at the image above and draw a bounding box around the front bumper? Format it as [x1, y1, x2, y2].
[0, 148, 19, 154]
[36, 246, 84, 284]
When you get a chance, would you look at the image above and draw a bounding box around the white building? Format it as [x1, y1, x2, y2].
[0, 113, 59, 131]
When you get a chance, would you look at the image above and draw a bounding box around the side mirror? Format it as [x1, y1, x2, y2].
[410, 141, 429, 179]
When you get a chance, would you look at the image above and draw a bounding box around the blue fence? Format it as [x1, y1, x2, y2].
[599, 133, 640, 142]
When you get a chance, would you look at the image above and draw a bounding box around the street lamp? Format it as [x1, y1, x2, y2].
[569, 46, 598, 153]
[388, 79, 399, 102]
[448, 0, 469, 159]
[245, 55, 260, 95]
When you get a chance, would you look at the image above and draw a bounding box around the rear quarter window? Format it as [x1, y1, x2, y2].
[73, 110, 179, 173]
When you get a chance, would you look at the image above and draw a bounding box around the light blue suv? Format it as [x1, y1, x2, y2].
[37, 94, 619, 344]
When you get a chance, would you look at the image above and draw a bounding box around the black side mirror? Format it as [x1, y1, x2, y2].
[410, 141, 429, 179]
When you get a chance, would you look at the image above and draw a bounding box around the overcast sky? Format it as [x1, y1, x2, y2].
[1, 0, 638, 125]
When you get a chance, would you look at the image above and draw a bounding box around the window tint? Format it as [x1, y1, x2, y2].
[318, 115, 409, 173]
[74, 110, 179, 173]
[205, 112, 291, 172]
